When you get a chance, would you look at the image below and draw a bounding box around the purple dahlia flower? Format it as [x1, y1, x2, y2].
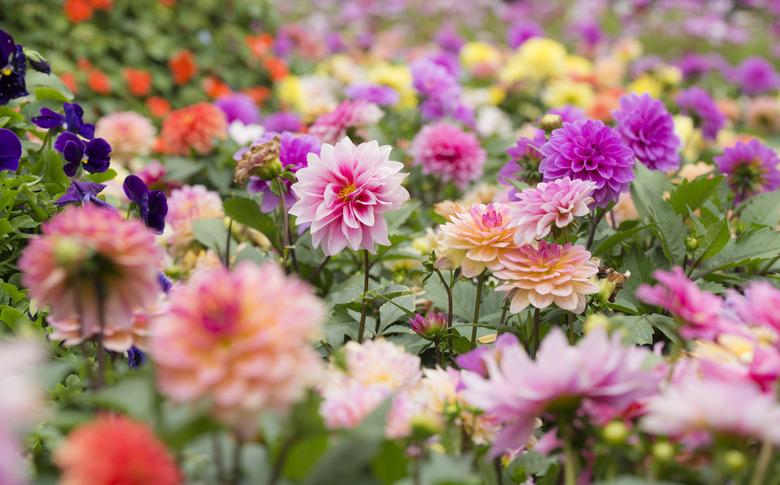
[715, 139, 780, 203]
[263, 111, 302, 133]
[507, 20, 542, 49]
[549, 105, 586, 124]
[540, 120, 635, 207]
[215, 93, 261, 125]
[613, 93, 680, 172]
[345, 83, 399, 106]
[499, 128, 546, 191]
[731, 57, 779, 96]
[676, 87, 725, 141]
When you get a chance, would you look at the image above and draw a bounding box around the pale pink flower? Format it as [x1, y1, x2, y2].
[151, 262, 324, 428]
[319, 378, 388, 430]
[343, 339, 422, 391]
[494, 241, 599, 314]
[511, 177, 595, 245]
[165, 185, 224, 250]
[461, 329, 661, 455]
[289, 137, 409, 256]
[440, 203, 517, 278]
[410, 121, 486, 188]
[727, 281, 780, 336]
[636, 267, 726, 340]
[95, 111, 156, 164]
[641, 377, 780, 447]
[308, 100, 383, 144]
[19, 205, 162, 347]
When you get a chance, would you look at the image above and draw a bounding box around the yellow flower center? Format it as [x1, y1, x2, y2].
[1, 67, 11, 77]
[338, 183, 357, 201]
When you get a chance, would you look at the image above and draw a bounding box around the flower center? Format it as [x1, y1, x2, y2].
[338, 183, 357, 201]
[481, 209, 503, 228]
[1, 67, 11, 76]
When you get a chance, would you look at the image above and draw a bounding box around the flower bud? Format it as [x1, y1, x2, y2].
[602, 421, 629, 444]
[722, 449, 746, 472]
[410, 414, 443, 439]
[584, 313, 610, 334]
[652, 441, 675, 462]
[685, 237, 698, 251]
[541, 113, 563, 132]
[409, 312, 448, 340]
[234, 136, 282, 184]
[597, 279, 616, 303]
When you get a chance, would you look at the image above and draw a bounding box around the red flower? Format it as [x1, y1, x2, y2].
[159, 0, 176, 6]
[245, 34, 274, 58]
[60, 73, 78, 95]
[64, 0, 93, 22]
[55, 415, 181, 485]
[263, 57, 288, 81]
[146, 96, 171, 119]
[87, 70, 111, 94]
[123, 68, 152, 97]
[242, 86, 270, 105]
[88, 0, 113, 9]
[169, 50, 197, 86]
[160, 102, 227, 155]
[203, 76, 231, 99]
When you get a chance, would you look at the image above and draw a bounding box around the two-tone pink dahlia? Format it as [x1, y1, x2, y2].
[289, 137, 409, 256]
[511, 177, 596, 245]
[439, 203, 517, 278]
[461, 328, 661, 455]
[19, 205, 162, 348]
[94, 111, 156, 164]
[151, 262, 324, 426]
[308, 100, 384, 144]
[165, 185, 224, 250]
[410, 121, 486, 188]
[494, 241, 599, 313]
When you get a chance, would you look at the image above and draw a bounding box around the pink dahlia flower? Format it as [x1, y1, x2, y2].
[308, 100, 383, 144]
[95, 111, 156, 164]
[19, 205, 162, 347]
[511, 177, 596, 245]
[165, 185, 224, 250]
[494, 241, 599, 313]
[728, 281, 780, 335]
[410, 121, 486, 188]
[461, 328, 661, 455]
[636, 267, 725, 340]
[440, 203, 517, 278]
[151, 262, 324, 427]
[289, 137, 409, 256]
[641, 377, 780, 447]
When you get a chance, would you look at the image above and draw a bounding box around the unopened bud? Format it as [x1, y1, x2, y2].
[602, 421, 628, 444]
[410, 414, 443, 438]
[598, 279, 616, 303]
[685, 237, 698, 251]
[584, 313, 610, 334]
[234, 136, 282, 184]
[541, 113, 563, 132]
[652, 441, 675, 462]
[722, 449, 746, 472]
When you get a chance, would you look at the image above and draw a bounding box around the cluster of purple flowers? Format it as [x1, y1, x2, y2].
[411, 57, 474, 127]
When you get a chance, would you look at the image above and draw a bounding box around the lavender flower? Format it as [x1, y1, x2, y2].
[676, 87, 725, 141]
[345, 83, 399, 106]
[613, 93, 680, 171]
[56, 180, 111, 208]
[715, 139, 780, 202]
[731, 57, 779, 96]
[540, 120, 635, 207]
[499, 129, 546, 190]
[214, 93, 261, 125]
[507, 20, 542, 49]
[263, 111, 302, 133]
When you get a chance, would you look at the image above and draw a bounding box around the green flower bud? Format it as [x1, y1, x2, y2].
[602, 421, 629, 444]
[685, 237, 698, 251]
[541, 113, 563, 132]
[722, 449, 746, 472]
[652, 441, 675, 462]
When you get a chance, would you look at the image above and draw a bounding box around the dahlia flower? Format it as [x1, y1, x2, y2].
[731, 57, 778, 96]
[343, 339, 422, 390]
[160, 102, 227, 155]
[165, 185, 224, 250]
[410, 122, 485, 188]
[263, 111, 302, 133]
[308, 100, 383, 144]
[499, 129, 546, 189]
[540, 120, 635, 207]
[55, 415, 181, 485]
[612, 94, 680, 171]
[676, 87, 725, 141]
[409, 312, 448, 339]
[439, 203, 517, 278]
[494, 241, 599, 314]
[214, 93, 261, 125]
[289, 137, 409, 256]
[641, 377, 780, 447]
[511, 177, 596, 245]
[637, 268, 725, 340]
[727, 281, 780, 335]
[715, 139, 780, 202]
[345, 83, 400, 106]
[746, 97, 780, 133]
[19, 205, 162, 349]
[94, 111, 156, 164]
[461, 328, 661, 454]
[152, 262, 324, 426]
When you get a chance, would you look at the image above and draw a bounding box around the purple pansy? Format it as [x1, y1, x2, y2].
[32, 103, 95, 139]
[54, 132, 111, 177]
[0, 30, 28, 105]
[0, 128, 21, 172]
[123, 174, 168, 233]
[56, 180, 111, 208]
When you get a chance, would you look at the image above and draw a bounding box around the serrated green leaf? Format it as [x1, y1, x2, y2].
[694, 227, 780, 278]
[668, 175, 723, 216]
[739, 190, 780, 227]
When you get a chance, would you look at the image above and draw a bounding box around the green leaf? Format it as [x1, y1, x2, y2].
[282, 434, 329, 480]
[93, 375, 154, 419]
[696, 219, 730, 262]
[379, 293, 415, 331]
[631, 182, 686, 264]
[739, 190, 780, 227]
[84, 168, 117, 184]
[385, 201, 420, 231]
[610, 315, 655, 345]
[508, 450, 557, 481]
[372, 440, 409, 485]
[591, 224, 651, 257]
[223, 197, 278, 244]
[26, 71, 74, 101]
[668, 175, 723, 216]
[694, 227, 780, 278]
[33, 86, 71, 103]
[192, 218, 235, 257]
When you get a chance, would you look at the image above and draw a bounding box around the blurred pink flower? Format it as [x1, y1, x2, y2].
[728, 281, 780, 335]
[165, 185, 224, 250]
[637, 268, 725, 340]
[20, 205, 162, 348]
[289, 137, 409, 256]
[494, 241, 599, 313]
[151, 262, 324, 428]
[95, 111, 156, 164]
[641, 377, 780, 447]
[440, 203, 517, 278]
[511, 177, 595, 245]
[461, 329, 661, 455]
[308, 100, 383, 144]
[410, 121, 485, 188]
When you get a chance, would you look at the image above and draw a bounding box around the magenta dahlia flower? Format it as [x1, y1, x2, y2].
[289, 137, 409, 256]
[727, 281, 780, 335]
[499, 129, 546, 190]
[512, 177, 596, 245]
[410, 121, 486, 188]
[715, 139, 780, 202]
[540, 120, 635, 207]
[676, 87, 725, 141]
[612, 94, 680, 172]
[731, 57, 779, 96]
[461, 328, 661, 455]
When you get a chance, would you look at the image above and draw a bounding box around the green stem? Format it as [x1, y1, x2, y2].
[93, 277, 107, 390]
[224, 218, 233, 268]
[274, 178, 294, 273]
[586, 209, 606, 250]
[498, 299, 510, 334]
[750, 441, 773, 485]
[470, 272, 486, 345]
[532, 308, 541, 358]
[434, 337, 443, 367]
[357, 250, 370, 343]
[433, 268, 455, 356]
[562, 426, 578, 485]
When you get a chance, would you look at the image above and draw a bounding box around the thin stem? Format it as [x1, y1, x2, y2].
[230, 438, 243, 485]
[470, 272, 486, 345]
[567, 313, 575, 343]
[311, 255, 331, 282]
[434, 337, 443, 367]
[212, 434, 226, 483]
[93, 278, 107, 390]
[357, 250, 370, 343]
[224, 218, 234, 268]
[267, 435, 295, 485]
[433, 268, 455, 358]
[498, 299, 510, 335]
[562, 426, 578, 485]
[586, 209, 606, 250]
[750, 441, 773, 485]
[532, 308, 541, 358]
[274, 178, 294, 273]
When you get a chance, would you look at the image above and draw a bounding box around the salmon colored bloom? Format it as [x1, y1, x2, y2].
[169, 50, 197, 86]
[19, 205, 162, 349]
[123, 68, 152, 97]
[145, 96, 171, 118]
[440, 203, 517, 278]
[245, 34, 274, 58]
[95, 111, 156, 164]
[87, 69, 111, 94]
[160, 103, 227, 155]
[165, 184, 224, 250]
[64, 0, 93, 22]
[55, 415, 181, 485]
[494, 241, 599, 313]
[242, 86, 270, 105]
[151, 262, 325, 426]
[60, 72, 78, 94]
[203, 76, 231, 99]
[264, 57, 289, 81]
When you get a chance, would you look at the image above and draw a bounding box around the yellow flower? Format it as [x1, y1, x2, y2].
[613, 38, 643, 63]
[488, 85, 506, 105]
[460, 42, 502, 75]
[627, 75, 662, 98]
[276, 76, 303, 111]
[674, 115, 703, 161]
[542, 79, 596, 109]
[367, 63, 416, 108]
[565, 55, 593, 77]
[316, 54, 361, 85]
[657, 65, 682, 86]
[508, 38, 568, 82]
